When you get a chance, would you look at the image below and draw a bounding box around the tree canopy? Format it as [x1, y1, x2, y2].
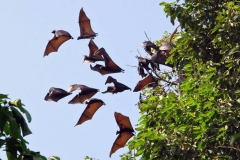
[122, 0, 240, 159]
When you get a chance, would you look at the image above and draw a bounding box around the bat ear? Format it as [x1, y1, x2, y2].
[51, 30, 56, 34]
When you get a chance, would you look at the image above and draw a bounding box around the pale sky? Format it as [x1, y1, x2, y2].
[0, 1, 174, 159]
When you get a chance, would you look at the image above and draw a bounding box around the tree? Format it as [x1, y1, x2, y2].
[122, 0, 240, 159]
[0, 94, 46, 160]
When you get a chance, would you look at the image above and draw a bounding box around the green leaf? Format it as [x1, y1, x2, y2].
[230, 133, 240, 145]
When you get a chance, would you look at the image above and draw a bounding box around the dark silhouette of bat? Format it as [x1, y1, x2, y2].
[136, 56, 159, 72]
[90, 48, 124, 75]
[75, 98, 105, 126]
[44, 30, 73, 57]
[83, 40, 104, 64]
[138, 63, 147, 78]
[133, 73, 157, 92]
[149, 50, 174, 68]
[44, 87, 72, 102]
[78, 8, 97, 40]
[110, 112, 135, 157]
[68, 84, 99, 104]
[102, 76, 131, 94]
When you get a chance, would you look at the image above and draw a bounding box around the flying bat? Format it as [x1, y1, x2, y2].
[68, 84, 99, 104]
[133, 73, 157, 92]
[44, 30, 73, 57]
[78, 8, 97, 39]
[110, 112, 135, 158]
[75, 98, 105, 126]
[90, 48, 124, 75]
[44, 87, 72, 102]
[102, 76, 131, 94]
[83, 39, 104, 64]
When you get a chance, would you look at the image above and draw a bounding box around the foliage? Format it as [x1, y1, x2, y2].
[123, 0, 240, 159]
[0, 94, 46, 160]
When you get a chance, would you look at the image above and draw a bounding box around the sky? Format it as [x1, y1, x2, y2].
[0, 0, 175, 160]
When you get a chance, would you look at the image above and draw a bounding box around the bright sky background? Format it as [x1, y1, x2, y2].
[0, 0, 175, 160]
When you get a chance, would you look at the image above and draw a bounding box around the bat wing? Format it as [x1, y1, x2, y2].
[109, 132, 134, 157]
[44, 35, 72, 57]
[150, 51, 173, 67]
[90, 64, 112, 75]
[102, 86, 115, 94]
[133, 74, 156, 92]
[78, 8, 97, 39]
[44, 87, 71, 102]
[114, 112, 134, 131]
[67, 84, 96, 93]
[159, 42, 173, 51]
[95, 48, 124, 72]
[115, 82, 131, 93]
[75, 99, 105, 126]
[138, 64, 147, 78]
[105, 76, 117, 85]
[68, 89, 98, 104]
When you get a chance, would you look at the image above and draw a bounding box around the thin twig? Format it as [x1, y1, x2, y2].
[152, 70, 178, 85]
[126, 65, 137, 68]
[144, 31, 150, 41]
[137, 49, 142, 57]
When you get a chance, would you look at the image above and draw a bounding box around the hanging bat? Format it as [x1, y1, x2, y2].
[44, 87, 72, 102]
[102, 76, 131, 94]
[149, 50, 174, 68]
[44, 30, 73, 57]
[78, 8, 97, 40]
[110, 112, 135, 158]
[133, 73, 157, 92]
[138, 63, 147, 78]
[68, 84, 99, 104]
[90, 48, 124, 75]
[141, 41, 159, 55]
[83, 39, 104, 64]
[75, 98, 105, 126]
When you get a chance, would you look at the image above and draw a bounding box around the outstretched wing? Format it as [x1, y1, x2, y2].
[78, 8, 97, 39]
[95, 48, 123, 71]
[44, 35, 71, 57]
[114, 112, 134, 132]
[109, 132, 134, 157]
[102, 86, 115, 94]
[68, 89, 98, 104]
[67, 84, 95, 93]
[90, 64, 112, 75]
[75, 98, 105, 126]
[133, 74, 156, 92]
[44, 87, 71, 102]
[105, 76, 117, 85]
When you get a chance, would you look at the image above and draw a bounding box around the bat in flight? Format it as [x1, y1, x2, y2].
[110, 112, 135, 158]
[44, 87, 72, 102]
[90, 48, 124, 75]
[83, 39, 104, 64]
[102, 76, 131, 94]
[133, 73, 157, 92]
[68, 84, 99, 104]
[78, 8, 97, 40]
[75, 98, 105, 126]
[44, 30, 73, 57]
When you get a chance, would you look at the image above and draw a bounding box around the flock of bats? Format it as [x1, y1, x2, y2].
[43, 8, 178, 158]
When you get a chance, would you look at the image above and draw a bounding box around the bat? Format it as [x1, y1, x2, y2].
[83, 39, 104, 64]
[78, 8, 97, 40]
[137, 56, 151, 71]
[44, 87, 72, 102]
[75, 98, 105, 126]
[138, 63, 147, 78]
[44, 30, 73, 57]
[102, 76, 131, 94]
[149, 50, 174, 68]
[109, 112, 135, 157]
[90, 48, 124, 75]
[141, 41, 158, 56]
[68, 84, 99, 104]
[133, 73, 157, 92]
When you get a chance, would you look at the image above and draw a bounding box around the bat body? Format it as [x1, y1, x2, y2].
[133, 74, 157, 92]
[75, 98, 105, 126]
[78, 8, 97, 40]
[138, 63, 147, 78]
[102, 76, 131, 94]
[90, 48, 124, 75]
[83, 40, 104, 64]
[44, 30, 73, 57]
[149, 50, 173, 68]
[44, 87, 71, 102]
[68, 84, 99, 104]
[110, 112, 135, 157]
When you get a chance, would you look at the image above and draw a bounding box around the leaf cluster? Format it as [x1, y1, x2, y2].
[122, 0, 240, 159]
